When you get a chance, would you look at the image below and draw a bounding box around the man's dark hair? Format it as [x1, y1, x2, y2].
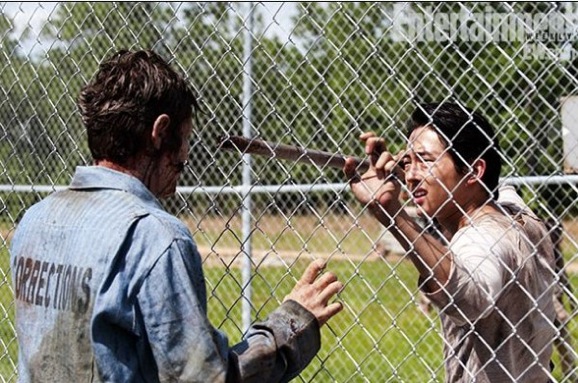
[78, 49, 198, 164]
[406, 102, 502, 199]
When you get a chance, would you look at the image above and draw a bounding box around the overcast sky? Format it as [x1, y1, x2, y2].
[1, 2, 298, 53]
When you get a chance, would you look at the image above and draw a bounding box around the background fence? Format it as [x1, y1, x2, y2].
[1, 2, 578, 382]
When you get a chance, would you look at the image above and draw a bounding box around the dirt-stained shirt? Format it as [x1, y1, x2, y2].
[423, 186, 557, 382]
[11, 166, 320, 383]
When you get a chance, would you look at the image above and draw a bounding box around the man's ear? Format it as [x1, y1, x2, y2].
[151, 114, 171, 150]
[467, 158, 486, 186]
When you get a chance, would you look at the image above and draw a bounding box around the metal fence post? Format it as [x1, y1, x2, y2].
[241, 1, 255, 333]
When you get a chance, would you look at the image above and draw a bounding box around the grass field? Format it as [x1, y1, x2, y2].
[0, 248, 17, 383]
[203, 259, 578, 382]
[1, 212, 577, 382]
[204, 259, 447, 382]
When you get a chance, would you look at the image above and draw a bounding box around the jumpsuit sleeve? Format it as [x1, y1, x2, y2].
[138, 238, 320, 383]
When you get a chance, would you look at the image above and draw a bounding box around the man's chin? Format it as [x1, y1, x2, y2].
[415, 208, 433, 220]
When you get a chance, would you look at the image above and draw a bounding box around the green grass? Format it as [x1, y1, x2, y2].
[204, 258, 446, 382]
[0, 247, 17, 382]
[208, 257, 578, 382]
[2, 212, 578, 382]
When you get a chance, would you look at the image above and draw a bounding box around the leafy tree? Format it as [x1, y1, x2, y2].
[0, 13, 43, 184]
[287, 1, 578, 215]
[5, 2, 577, 214]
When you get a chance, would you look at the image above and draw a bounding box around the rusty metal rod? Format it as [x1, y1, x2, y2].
[218, 135, 369, 172]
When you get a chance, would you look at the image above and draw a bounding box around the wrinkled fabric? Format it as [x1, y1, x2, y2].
[11, 166, 320, 383]
[422, 186, 557, 382]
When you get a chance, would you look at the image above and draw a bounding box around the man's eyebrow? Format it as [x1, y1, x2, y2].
[402, 147, 443, 161]
[413, 150, 436, 158]
[400, 151, 433, 164]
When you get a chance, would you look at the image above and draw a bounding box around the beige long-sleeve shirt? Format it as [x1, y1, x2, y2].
[423, 186, 557, 382]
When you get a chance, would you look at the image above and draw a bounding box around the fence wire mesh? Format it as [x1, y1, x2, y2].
[1, 2, 578, 382]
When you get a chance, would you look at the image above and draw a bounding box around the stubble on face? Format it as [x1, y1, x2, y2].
[150, 118, 193, 199]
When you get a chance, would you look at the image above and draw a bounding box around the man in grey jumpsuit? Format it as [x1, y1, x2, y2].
[10, 49, 344, 382]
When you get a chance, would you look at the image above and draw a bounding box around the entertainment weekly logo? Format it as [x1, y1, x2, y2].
[391, 5, 578, 61]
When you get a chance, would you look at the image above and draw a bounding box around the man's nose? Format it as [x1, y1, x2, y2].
[405, 162, 421, 183]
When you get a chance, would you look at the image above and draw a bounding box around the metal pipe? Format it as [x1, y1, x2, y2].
[4, 175, 578, 195]
[240, 2, 254, 333]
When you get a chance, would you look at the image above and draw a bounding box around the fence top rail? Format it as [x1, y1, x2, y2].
[2, 175, 578, 195]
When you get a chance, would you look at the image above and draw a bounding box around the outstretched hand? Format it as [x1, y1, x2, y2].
[343, 132, 404, 222]
[284, 259, 343, 327]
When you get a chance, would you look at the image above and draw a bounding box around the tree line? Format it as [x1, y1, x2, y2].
[0, 2, 576, 217]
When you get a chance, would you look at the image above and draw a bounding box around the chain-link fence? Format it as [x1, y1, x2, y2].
[1, 2, 578, 382]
